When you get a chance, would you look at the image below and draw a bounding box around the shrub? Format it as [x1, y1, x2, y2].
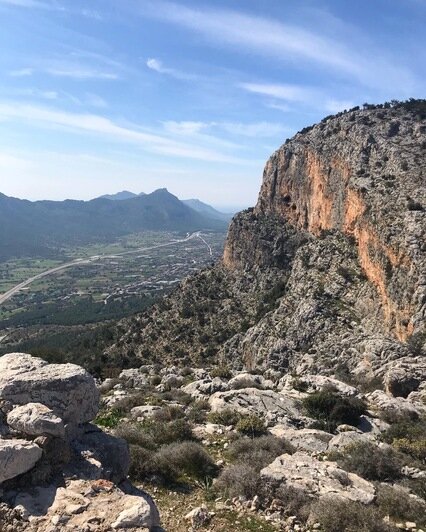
[187, 399, 210, 423]
[230, 377, 263, 390]
[376, 484, 426, 527]
[227, 435, 294, 470]
[128, 444, 155, 481]
[208, 409, 241, 426]
[303, 390, 366, 432]
[152, 405, 185, 422]
[310, 497, 397, 532]
[95, 409, 122, 428]
[112, 391, 152, 414]
[392, 437, 426, 462]
[116, 418, 194, 448]
[161, 389, 193, 406]
[236, 414, 267, 437]
[274, 485, 312, 520]
[115, 422, 156, 449]
[210, 366, 232, 379]
[149, 375, 161, 386]
[155, 441, 218, 481]
[335, 442, 402, 481]
[215, 464, 260, 498]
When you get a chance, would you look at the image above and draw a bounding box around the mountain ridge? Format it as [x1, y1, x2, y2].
[106, 100, 426, 386]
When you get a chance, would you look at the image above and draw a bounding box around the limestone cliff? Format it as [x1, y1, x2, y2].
[107, 101, 425, 390]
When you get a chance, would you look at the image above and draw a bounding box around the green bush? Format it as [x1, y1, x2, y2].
[227, 435, 294, 471]
[210, 366, 232, 379]
[187, 399, 210, 423]
[273, 485, 312, 520]
[116, 418, 194, 448]
[152, 405, 185, 422]
[208, 408, 241, 426]
[235, 414, 267, 437]
[376, 484, 426, 527]
[303, 390, 366, 432]
[215, 464, 260, 498]
[381, 418, 426, 462]
[95, 409, 122, 428]
[310, 497, 397, 532]
[155, 441, 218, 481]
[335, 442, 402, 482]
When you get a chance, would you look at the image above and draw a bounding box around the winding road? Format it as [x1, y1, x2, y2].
[0, 232, 201, 306]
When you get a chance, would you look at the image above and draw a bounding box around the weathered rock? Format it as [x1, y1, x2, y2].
[228, 372, 274, 390]
[0, 353, 99, 426]
[381, 357, 426, 397]
[12, 479, 161, 531]
[130, 405, 162, 420]
[7, 403, 65, 438]
[119, 368, 149, 389]
[0, 439, 42, 483]
[261, 452, 375, 504]
[185, 506, 211, 528]
[269, 427, 333, 453]
[209, 388, 308, 426]
[279, 375, 359, 397]
[183, 377, 228, 398]
[73, 429, 130, 484]
[357, 414, 390, 435]
[327, 431, 374, 451]
[366, 389, 425, 420]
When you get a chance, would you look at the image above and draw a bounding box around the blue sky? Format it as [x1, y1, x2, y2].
[0, 0, 425, 209]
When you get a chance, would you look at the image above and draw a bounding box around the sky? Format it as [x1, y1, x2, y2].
[0, 0, 425, 210]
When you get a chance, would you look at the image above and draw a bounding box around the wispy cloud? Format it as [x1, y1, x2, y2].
[146, 58, 195, 80]
[0, 102, 253, 164]
[137, 1, 417, 91]
[162, 120, 289, 139]
[9, 68, 34, 77]
[45, 67, 118, 80]
[240, 82, 319, 104]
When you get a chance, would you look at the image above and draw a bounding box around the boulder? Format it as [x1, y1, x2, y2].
[0, 353, 99, 426]
[209, 388, 308, 426]
[185, 506, 211, 528]
[327, 431, 374, 452]
[261, 452, 375, 504]
[366, 389, 425, 420]
[0, 439, 42, 483]
[379, 357, 426, 398]
[73, 429, 130, 483]
[279, 374, 358, 397]
[119, 369, 149, 389]
[228, 372, 274, 390]
[183, 377, 228, 399]
[7, 402, 65, 438]
[269, 427, 333, 453]
[130, 405, 162, 420]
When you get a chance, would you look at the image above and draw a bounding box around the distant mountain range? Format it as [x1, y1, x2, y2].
[0, 189, 229, 262]
[97, 191, 233, 222]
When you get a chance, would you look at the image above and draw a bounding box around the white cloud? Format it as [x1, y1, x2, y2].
[162, 121, 208, 135]
[138, 1, 417, 91]
[240, 82, 319, 104]
[220, 122, 289, 138]
[0, 102, 252, 164]
[146, 57, 195, 80]
[45, 67, 118, 80]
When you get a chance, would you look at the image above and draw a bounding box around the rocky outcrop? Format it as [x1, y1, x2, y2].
[0, 353, 99, 426]
[107, 101, 425, 389]
[0, 353, 160, 531]
[261, 452, 376, 504]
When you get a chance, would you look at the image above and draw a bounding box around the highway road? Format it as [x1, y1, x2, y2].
[0, 232, 200, 306]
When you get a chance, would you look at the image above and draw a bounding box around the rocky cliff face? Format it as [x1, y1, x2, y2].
[108, 101, 425, 392]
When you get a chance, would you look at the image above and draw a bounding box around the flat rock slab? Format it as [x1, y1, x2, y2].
[7, 402, 65, 438]
[0, 439, 42, 484]
[0, 353, 99, 425]
[209, 388, 307, 426]
[269, 427, 333, 453]
[261, 451, 375, 504]
[12, 479, 161, 531]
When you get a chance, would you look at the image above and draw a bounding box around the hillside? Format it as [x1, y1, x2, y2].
[107, 100, 426, 386]
[182, 198, 233, 222]
[0, 188, 227, 262]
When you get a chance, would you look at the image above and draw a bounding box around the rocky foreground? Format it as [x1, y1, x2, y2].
[0, 353, 161, 531]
